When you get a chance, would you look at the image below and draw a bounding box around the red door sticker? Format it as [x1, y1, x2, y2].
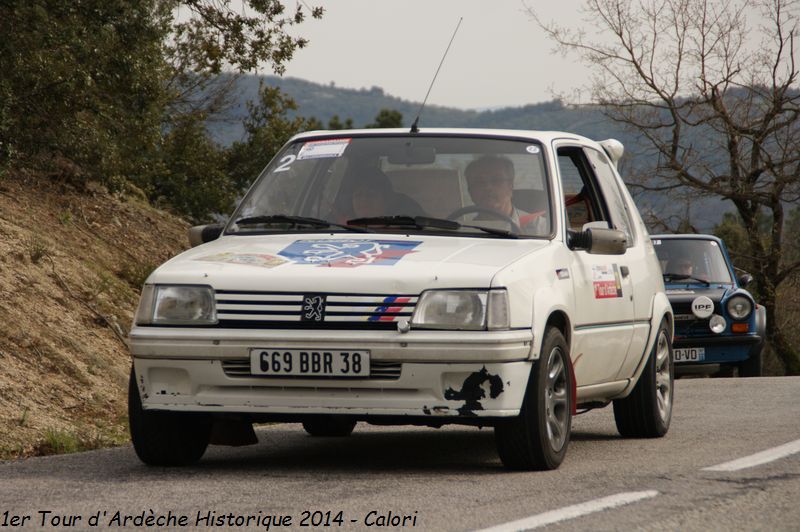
[592, 264, 623, 299]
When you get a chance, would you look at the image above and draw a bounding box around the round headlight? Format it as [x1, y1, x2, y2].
[726, 295, 752, 320]
[709, 314, 726, 334]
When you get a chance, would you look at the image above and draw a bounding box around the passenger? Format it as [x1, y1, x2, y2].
[340, 168, 426, 222]
[351, 169, 393, 219]
[335, 168, 394, 222]
[464, 155, 545, 232]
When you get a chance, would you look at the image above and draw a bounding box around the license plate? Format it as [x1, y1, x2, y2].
[674, 347, 705, 362]
[250, 349, 370, 377]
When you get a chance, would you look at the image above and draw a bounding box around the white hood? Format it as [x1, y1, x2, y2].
[150, 233, 549, 294]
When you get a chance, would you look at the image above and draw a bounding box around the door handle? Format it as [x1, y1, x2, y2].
[620, 266, 630, 278]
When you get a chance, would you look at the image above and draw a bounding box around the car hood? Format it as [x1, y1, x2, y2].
[664, 286, 733, 304]
[149, 233, 550, 293]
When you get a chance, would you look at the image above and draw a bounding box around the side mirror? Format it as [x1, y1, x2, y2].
[188, 224, 224, 247]
[737, 273, 753, 288]
[569, 227, 627, 255]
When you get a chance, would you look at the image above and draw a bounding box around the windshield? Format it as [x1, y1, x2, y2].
[228, 135, 552, 237]
[653, 238, 733, 284]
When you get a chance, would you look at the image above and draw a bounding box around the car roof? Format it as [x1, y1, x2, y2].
[289, 127, 596, 146]
[651, 234, 724, 245]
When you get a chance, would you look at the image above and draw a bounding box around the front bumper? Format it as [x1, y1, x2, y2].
[130, 327, 534, 418]
[673, 333, 761, 364]
[673, 334, 761, 348]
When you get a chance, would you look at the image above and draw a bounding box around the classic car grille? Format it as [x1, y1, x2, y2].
[214, 290, 418, 330]
[221, 358, 402, 380]
[672, 301, 719, 335]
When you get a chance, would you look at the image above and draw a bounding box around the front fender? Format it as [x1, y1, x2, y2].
[750, 305, 767, 357]
[616, 292, 672, 398]
[531, 284, 573, 361]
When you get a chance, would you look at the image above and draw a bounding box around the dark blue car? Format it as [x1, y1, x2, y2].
[652, 234, 765, 377]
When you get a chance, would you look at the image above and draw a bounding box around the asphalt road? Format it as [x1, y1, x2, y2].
[2, 377, 799, 531]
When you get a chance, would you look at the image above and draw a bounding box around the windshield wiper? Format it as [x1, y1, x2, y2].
[231, 214, 373, 233]
[460, 223, 519, 238]
[663, 273, 711, 286]
[347, 215, 457, 229]
[347, 215, 518, 238]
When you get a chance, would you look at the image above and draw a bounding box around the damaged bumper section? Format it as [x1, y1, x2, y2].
[130, 327, 534, 419]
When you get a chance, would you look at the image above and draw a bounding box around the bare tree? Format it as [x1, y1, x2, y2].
[530, 0, 800, 374]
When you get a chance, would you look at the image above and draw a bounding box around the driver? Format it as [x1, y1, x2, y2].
[464, 155, 545, 233]
[668, 255, 695, 277]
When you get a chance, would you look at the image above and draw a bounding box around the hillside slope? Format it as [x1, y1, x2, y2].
[0, 174, 188, 458]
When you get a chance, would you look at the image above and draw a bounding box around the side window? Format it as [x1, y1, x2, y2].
[556, 147, 609, 231]
[584, 148, 635, 246]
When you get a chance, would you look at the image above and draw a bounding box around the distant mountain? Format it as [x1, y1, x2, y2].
[210, 75, 628, 144]
[208, 74, 729, 231]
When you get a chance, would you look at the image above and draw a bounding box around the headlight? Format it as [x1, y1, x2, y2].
[726, 295, 752, 320]
[135, 285, 216, 325]
[411, 289, 509, 331]
[709, 314, 727, 334]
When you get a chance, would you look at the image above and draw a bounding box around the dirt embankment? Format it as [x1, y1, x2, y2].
[0, 173, 189, 458]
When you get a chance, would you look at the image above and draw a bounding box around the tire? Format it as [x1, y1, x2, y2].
[128, 369, 211, 466]
[739, 306, 765, 377]
[738, 346, 763, 377]
[613, 319, 673, 438]
[494, 327, 572, 471]
[715, 365, 736, 378]
[302, 416, 357, 437]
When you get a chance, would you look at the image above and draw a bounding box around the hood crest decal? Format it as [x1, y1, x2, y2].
[279, 239, 421, 268]
[193, 252, 287, 269]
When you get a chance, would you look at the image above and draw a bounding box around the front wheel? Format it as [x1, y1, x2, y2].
[738, 348, 763, 377]
[613, 319, 674, 437]
[495, 327, 572, 470]
[128, 369, 211, 466]
[739, 306, 765, 377]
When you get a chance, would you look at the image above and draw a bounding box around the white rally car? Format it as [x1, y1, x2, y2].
[128, 128, 674, 470]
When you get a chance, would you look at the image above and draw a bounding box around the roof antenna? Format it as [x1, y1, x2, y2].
[410, 17, 463, 133]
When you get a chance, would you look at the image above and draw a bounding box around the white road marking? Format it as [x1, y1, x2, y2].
[477, 490, 659, 531]
[703, 438, 800, 472]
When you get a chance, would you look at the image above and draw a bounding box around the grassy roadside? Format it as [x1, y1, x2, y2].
[0, 173, 189, 460]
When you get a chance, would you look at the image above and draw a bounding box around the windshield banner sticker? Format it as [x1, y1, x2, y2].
[279, 239, 421, 268]
[193, 252, 287, 269]
[297, 138, 351, 160]
[592, 264, 623, 299]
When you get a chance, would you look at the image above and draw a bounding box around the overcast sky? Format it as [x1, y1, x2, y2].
[280, 0, 589, 110]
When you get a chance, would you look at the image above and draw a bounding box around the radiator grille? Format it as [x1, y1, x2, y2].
[671, 301, 718, 335]
[213, 290, 418, 330]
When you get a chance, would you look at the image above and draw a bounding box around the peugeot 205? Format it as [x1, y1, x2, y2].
[652, 234, 765, 377]
[128, 128, 674, 470]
